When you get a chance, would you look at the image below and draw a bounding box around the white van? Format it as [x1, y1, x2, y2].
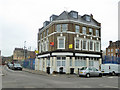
[101, 64, 120, 76]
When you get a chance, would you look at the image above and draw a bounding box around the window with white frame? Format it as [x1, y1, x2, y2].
[43, 58, 45, 68]
[52, 57, 54, 66]
[75, 25, 80, 33]
[46, 40, 49, 51]
[62, 24, 68, 32]
[70, 57, 72, 66]
[89, 41, 94, 51]
[111, 53, 113, 56]
[42, 42, 43, 52]
[57, 57, 61, 66]
[57, 57, 66, 67]
[108, 49, 110, 52]
[89, 58, 94, 66]
[75, 57, 78, 66]
[116, 49, 118, 53]
[75, 57, 86, 66]
[108, 53, 110, 56]
[82, 27, 86, 35]
[40, 34, 42, 39]
[89, 61, 94, 66]
[46, 57, 50, 67]
[111, 49, 113, 52]
[75, 39, 80, 50]
[96, 30, 99, 37]
[46, 29, 49, 36]
[82, 58, 86, 66]
[56, 24, 61, 32]
[82, 40, 87, 50]
[43, 41, 46, 52]
[57, 37, 65, 49]
[43, 32, 45, 38]
[57, 61, 61, 66]
[96, 42, 100, 52]
[89, 28, 93, 35]
[39, 42, 41, 53]
[62, 57, 66, 66]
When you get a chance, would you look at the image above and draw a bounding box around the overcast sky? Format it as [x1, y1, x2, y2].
[0, 0, 119, 56]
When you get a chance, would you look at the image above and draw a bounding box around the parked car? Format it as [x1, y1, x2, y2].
[13, 63, 22, 70]
[79, 67, 102, 78]
[8, 63, 14, 69]
[101, 64, 120, 76]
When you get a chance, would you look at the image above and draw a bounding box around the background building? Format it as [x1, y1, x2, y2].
[13, 48, 25, 61]
[103, 40, 120, 64]
[0, 50, 2, 65]
[36, 10, 102, 74]
[13, 48, 36, 64]
[106, 40, 120, 57]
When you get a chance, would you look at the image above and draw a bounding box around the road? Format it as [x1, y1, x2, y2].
[0, 65, 2, 90]
[2, 66, 119, 88]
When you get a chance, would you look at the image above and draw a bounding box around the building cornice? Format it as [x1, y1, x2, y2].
[38, 31, 101, 42]
[39, 20, 101, 33]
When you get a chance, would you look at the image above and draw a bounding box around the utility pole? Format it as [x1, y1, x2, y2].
[24, 41, 26, 60]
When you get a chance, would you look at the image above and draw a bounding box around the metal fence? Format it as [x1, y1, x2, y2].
[22, 59, 35, 70]
[102, 55, 120, 64]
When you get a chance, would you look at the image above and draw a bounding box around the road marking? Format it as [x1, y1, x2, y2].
[24, 86, 35, 88]
[52, 75, 56, 76]
[103, 86, 118, 88]
[107, 76, 118, 79]
[108, 77, 114, 78]
[99, 84, 118, 88]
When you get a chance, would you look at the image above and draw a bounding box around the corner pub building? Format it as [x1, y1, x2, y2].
[35, 10, 102, 74]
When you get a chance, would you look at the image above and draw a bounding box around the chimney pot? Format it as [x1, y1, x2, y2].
[109, 41, 112, 45]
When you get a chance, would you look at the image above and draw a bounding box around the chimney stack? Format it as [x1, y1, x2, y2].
[109, 41, 112, 45]
[90, 14, 93, 18]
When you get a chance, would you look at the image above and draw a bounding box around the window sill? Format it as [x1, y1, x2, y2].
[75, 48, 81, 50]
[57, 48, 65, 49]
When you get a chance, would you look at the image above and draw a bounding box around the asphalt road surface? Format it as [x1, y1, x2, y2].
[2, 66, 119, 88]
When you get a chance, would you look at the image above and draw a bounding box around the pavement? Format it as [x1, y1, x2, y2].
[22, 68, 79, 78]
[2, 66, 119, 88]
[23, 68, 49, 76]
[0, 65, 5, 76]
[2, 65, 78, 78]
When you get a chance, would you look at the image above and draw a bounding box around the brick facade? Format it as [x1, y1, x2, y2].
[36, 11, 102, 74]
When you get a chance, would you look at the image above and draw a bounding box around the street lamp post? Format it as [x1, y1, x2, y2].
[24, 41, 26, 60]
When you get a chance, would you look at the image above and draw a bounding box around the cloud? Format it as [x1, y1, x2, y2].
[0, 0, 119, 56]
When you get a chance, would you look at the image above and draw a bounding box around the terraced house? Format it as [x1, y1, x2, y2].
[36, 10, 102, 74]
